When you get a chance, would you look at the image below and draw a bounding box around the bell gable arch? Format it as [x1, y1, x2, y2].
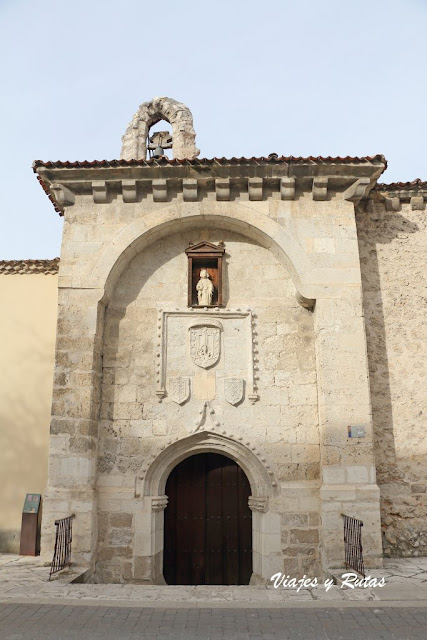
[121, 97, 200, 161]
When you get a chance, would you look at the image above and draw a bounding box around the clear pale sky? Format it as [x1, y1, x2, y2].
[0, 0, 425, 259]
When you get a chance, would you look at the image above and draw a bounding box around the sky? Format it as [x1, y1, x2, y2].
[0, 0, 426, 259]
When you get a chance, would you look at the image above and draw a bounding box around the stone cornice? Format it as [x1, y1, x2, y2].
[374, 180, 427, 211]
[34, 157, 386, 215]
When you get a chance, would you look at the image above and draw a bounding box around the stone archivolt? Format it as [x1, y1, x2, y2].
[135, 430, 277, 500]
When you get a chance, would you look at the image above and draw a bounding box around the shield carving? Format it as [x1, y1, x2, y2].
[169, 377, 190, 405]
[190, 325, 220, 369]
[225, 378, 244, 405]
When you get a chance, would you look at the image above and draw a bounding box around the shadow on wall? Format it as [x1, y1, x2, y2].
[0, 322, 54, 553]
[356, 194, 427, 557]
[96, 229, 254, 481]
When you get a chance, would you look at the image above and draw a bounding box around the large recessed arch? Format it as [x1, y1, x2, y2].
[89, 202, 318, 305]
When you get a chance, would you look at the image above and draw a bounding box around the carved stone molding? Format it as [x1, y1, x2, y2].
[122, 179, 137, 203]
[191, 402, 222, 434]
[50, 183, 75, 206]
[41, 175, 388, 208]
[280, 177, 295, 200]
[183, 179, 198, 202]
[92, 181, 108, 204]
[248, 496, 269, 512]
[152, 179, 168, 202]
[295, 292, 316, 311]
[155, 308, 259, 404]
[343, 177, 372, 204]
[410, 196, 425, 211]
[375, 180, 427, 211]
[151, 496, 168, 511]
[248, 177, 263, 201]
[312, 177, 328, 201]
[34, 156, 387, 213]
[135, 430, 279, 500]
[215, 178, 230, 201]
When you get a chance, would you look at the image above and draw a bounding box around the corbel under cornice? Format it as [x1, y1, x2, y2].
[35, 160, 386, 215]
[374, 182, 427, 212]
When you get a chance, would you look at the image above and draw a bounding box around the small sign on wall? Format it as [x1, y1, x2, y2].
[348, 425, 366, 438]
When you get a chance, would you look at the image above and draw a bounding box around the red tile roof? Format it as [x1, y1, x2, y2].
[0, 258, 59, 275]
[33, 155, 389, 216]
[36, 175, 63, 215]
[376, 179, 427, 191]
[32, 154, 387, 169]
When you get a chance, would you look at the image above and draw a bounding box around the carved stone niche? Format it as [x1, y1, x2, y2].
[185, 241, 225, 307]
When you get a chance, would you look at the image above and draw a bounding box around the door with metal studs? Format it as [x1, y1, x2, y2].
[163, 453, 252, 585]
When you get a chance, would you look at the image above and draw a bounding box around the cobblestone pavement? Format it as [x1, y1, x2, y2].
[1, 602, 427, 639]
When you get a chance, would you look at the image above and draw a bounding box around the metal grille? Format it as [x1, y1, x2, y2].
[49, 515, 75, 579]
[341, 514, 365, 577]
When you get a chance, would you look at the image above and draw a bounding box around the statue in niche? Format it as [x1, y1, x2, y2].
[196, 269, 214, 306]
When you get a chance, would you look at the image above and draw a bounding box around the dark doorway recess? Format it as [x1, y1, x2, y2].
[163, 453, 252, 585]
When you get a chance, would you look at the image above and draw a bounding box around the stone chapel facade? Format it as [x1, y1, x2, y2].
[28, 97, 426, 584]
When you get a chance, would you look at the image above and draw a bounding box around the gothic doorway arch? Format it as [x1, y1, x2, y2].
[163, 453, 252, 585]
[134, 431, 281, 584]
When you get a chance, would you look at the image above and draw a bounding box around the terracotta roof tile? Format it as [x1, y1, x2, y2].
[36, 175, 63, 215]
[33, 155, 386, 169]
[376, 179, 427, 191]
[33, 155, 388, 216]
[0, 258, 59, 275]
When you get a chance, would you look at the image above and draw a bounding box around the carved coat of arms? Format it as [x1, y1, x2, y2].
[190, 325, 221, 369]
[224, 378, 244, 405]
[169, 377, 190, 404]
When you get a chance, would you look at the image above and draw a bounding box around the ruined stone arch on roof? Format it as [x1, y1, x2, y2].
[120, 96, 200, 161]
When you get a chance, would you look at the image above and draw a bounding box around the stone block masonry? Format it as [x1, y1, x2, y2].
[33, 97, 417, 585]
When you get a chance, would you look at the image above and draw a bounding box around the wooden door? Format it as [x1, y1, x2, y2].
[163, 453, 252, 585]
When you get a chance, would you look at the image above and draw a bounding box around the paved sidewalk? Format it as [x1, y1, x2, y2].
[1, 554, 427, 608]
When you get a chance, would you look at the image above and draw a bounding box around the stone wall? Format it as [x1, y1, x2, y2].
[36, 155, 384, 581]
[357, 194, 427, 556]
[96, 228, 320, 582]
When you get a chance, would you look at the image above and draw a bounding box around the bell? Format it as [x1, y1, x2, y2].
[153, 146, 164, 158]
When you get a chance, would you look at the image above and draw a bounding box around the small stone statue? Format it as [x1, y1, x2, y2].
[196, 269, 214, 306]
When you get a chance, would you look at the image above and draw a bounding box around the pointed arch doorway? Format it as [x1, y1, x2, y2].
[163, 453, 252, 585]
